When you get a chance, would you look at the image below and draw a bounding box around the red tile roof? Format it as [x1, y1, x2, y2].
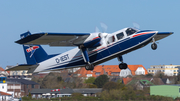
[0, 91, 12, 96]
[0, 67, 4, 71]
[128, 65, 148, 75]
[123, 77, 132, 85]
[74, 65, 147, 78]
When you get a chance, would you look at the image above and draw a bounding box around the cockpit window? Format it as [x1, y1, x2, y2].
[116, 32, 124, 40]
[126, 28, 137, 36]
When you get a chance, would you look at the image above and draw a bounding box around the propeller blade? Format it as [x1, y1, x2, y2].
[100, 22, 108, 32]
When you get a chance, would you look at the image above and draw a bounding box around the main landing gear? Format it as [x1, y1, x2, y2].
[79, 45, 94, 70]
[151, 38, 157, 50]
[117, 56, 128, 70]
[85, 62, 94, 70]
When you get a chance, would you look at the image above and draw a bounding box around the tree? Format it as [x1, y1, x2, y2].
[57, 76, 62, 81]
[145, 73, 153, 77]
[94, 75, 109, 88]
[102, 81, 120, 91]
[84, 77, 95, 84]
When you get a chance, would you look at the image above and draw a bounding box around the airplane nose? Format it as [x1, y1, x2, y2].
[155, 32, 173, 41]
[157, 32, 173, 35]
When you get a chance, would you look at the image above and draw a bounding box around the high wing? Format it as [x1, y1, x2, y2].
[6, 64, 39, 73]
[16, 32, 90, 46]
[154, 32, 173, 41]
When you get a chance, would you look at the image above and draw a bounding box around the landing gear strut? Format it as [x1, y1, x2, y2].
[79, 46, 94, 70]
[117, 56, 128, 70]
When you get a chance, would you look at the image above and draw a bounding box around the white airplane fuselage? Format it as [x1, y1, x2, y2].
[34, 28, 157, 73]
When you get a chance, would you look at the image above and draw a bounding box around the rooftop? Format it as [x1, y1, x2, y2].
[7, 78, 39, 85]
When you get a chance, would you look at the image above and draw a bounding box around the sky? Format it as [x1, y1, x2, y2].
[0, 1, 179, 69]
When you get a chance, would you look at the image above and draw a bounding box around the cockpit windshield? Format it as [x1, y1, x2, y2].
[126, 28, 137, 36]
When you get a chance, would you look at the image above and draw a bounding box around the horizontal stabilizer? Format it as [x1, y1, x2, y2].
[6, 64, 39, 73]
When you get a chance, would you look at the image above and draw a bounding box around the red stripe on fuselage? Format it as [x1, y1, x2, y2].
[133, 32, 155, 37]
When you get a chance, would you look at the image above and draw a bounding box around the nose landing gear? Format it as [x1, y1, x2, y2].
[151, 38, 157, 50]
[151, 43, 157, 50]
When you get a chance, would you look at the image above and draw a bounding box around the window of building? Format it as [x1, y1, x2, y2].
[27, 85, 28, 88]
[179, 88, 180, 93]
[174, 70, 176, 72]
[32, 84, 34, 88]
[95, 72, 100, 75]
[2, 86, 4, 89]
[111, 72, 119, 75]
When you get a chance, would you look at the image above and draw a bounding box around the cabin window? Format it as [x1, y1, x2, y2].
[108, 35, 115, 44]
[116, 32, 124, 40]
[126, 28, 137, 36]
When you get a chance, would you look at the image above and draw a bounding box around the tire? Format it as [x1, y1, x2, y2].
[119, 63, 128, 69]
[85, 63, 94, 70]
[151, 43, 157, 50]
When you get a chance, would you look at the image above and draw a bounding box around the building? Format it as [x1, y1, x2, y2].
[0, 67, 9, 76]
[127, 79, 154, 90]
[0, 77, 40, 98]
[5, 66, 32, 76]
[150, 85, 180, 99]
[6, 78, 40, 97]
[0, 91, 13, 101]
[124, 65, 147, 76]
[74, 65, 148, 78]
[30, 88, 102, 99]
[148, 65, 180, 76]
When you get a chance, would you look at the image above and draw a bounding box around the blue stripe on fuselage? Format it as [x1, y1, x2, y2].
[45, 32, 156, 71]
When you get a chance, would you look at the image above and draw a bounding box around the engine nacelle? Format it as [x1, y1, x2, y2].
[83, 37, 101, 48]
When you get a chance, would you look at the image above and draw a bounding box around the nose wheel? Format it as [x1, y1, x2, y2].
[151, 43, 157, 50]
[151, 38, 157, 50]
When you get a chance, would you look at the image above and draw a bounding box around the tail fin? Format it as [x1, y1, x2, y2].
[21, 31, 48, 64]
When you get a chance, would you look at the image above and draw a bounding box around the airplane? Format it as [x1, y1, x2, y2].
[6, 27, 173, 73]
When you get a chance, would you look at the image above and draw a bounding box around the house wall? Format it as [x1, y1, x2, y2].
[148, 65, 180, 76]
[150, 85, 179, 98]
[24, 84, 40, 96]
[10, 70, 32, 76]
[0, 83, 7, 92]
[135, 67, 145, 75]
[7, 84, 22, 98]
[119, 68, 132, 77]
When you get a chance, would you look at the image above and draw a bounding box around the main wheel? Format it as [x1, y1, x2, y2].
[85, 63, 94, 70]
[151, 43, 157, 50]
[119, 63, 128, 69]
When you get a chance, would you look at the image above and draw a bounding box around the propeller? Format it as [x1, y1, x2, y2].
[100, 22, 108, 33]
[133, 22, 140, 30]
[95, 26, 100, 33]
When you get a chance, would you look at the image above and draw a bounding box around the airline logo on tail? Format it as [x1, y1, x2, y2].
[26, 46, 39, 57]
[26, 46, 39, 53]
